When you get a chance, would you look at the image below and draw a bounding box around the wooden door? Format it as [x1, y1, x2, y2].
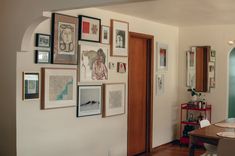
[128, 32, 153, 156]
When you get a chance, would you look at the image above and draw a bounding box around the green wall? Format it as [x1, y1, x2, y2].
[229, 48, 235, 117]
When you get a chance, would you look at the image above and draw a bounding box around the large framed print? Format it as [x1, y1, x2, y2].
[51, 13, 78, 64]
[78, 15, 101, 42]
[103, 83, 125, 117]
[79, 43, 108, 82]
[77, 85, 102, 117]
[41, 68, 77, 109]
[111, 19, 129, 57]
[156, 42, 168, 72]
[22, 72, 39, 100]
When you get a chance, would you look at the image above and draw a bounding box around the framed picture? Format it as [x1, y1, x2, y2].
[117, 62, 126, 73]
[156, 74, 165, 96]
[51, 13, 78, 64]
[35, 33, 50, 48]
[35, 50, 51, 64]
[210, 50, 216, 62]
[77, 85, 102, 117]
[41, 68, 77, 109]
[22, 72, 39, 100]
[157, 42, 168, 71]
[210, 78, 215, 88]
[186, 49, 196, 88]
[78, 15, 101, 42]
[103, 83, 125, 117]
[101, 25, 110, 44]
[109, 62, 116, 70]
[111, 19, 129, 57]
[79, 43, 108, 82]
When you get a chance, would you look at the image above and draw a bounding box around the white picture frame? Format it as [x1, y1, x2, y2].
[156, 74, 165, 96]
[101, 25, 110, 44]
[157, 42, 168, 72]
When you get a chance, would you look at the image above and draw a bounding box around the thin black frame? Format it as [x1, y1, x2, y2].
[78, 15, 101, 43]
[23, 72, 40, 100]
[35, 33, 51, 48]
[101, 25, 110, 45]
[35, 50, 51, 64]
[77, 85, 102, 117]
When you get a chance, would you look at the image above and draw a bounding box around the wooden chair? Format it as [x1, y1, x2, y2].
[217, 138, 235, 156]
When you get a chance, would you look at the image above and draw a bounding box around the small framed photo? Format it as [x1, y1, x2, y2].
[35, 50, 51, 64]
[210, 50, 216, 62]
[117, 62, 126, 73]
[101, 25, 110, 44]
[35, 33, 50, 48]
[111, 19, 129, 57]
[103, 83, 125, 117]
[77, 85, 102, 117]
[210, 78, 215, 88]
[41, 68, 77, 109]
[22, 72, 39, 100]
[78, 15, 101, 42]
[51, 13, 78, 65]
[156, 74, 165, 96]
[109, 62, 116, 70]
[157, 42, 168, 71]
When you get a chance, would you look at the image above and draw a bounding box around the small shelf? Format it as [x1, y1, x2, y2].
[181, 103, 211, 111]
[181, 121, 199, 126]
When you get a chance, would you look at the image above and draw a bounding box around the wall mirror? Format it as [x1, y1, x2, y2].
[186, 46, 211, 92]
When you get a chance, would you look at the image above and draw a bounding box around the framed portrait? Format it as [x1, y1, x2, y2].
[111, 19, 129, 57]
[77, 85, 102, 117]
[210, 50, 216, 62]
[41, 68, 77, 109]
[79, 43, 108, 82]
[35, 33, 50, 48]
[35, 50, 51, 64]
[101, 25, 110, 44]
[51, 13, 78, 64]
[103, 83, 125, 117]
[22, 72, 39, 100]
[157, 42, 168, 71]
[117, 62, 126, 73]
[156, 74, 165, 96]
[78, 15, 101, 42]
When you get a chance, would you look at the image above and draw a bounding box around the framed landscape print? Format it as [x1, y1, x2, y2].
[101, 25, 110, 44]
[79, 43, 108, 82]
[111, 19, 129, 57]
[41, 68, 77, 109]
[157, 42, 168, 71]
[35, 33, 50, 48]
[78, 15, 101, 42]
[35, 50, 51, 64]
[23, 72, 39, 100]
[103, 83, 125, 117]
[51, 13, 78, 64]
[77, 85, 102, 117]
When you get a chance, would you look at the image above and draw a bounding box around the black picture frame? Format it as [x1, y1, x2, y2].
[78, 15, 101, 43]
[23, 72, 39, 100]
[35, 33, 51, 48]
[35, 50, 51, 64]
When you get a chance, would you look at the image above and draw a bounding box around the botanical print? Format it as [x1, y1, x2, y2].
[80, 44, 108, 81]
[109, 90, 122, 109]
[116, 30, 125, 48]
[49, 76, 73, 101]
[58, 22, 75, 55]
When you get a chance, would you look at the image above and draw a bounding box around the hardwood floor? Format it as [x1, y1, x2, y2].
[141, 142, 205, 156]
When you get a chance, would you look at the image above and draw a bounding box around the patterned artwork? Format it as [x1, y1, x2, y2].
[79, 44, 108, 82]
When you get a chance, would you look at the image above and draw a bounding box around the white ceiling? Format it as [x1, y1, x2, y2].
[99, 0, 235, 26]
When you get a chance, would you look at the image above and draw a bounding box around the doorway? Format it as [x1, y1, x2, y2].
[127, 32, 154, 156]
[229, 48, 235, 118]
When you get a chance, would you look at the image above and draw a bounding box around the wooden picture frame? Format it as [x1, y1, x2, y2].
[22, 72, 39, 100]
[103, 83, 125, 117]
[111, 19, 129, 57]
[77, 85, 102, 117]
[51, 13, 78, 64]
[41, 68, 77, 109]
[35, 50, 51, 64]
[101, 25, 110, 44]
[78, 15, 101, 42]
[35, 33, 50, 48]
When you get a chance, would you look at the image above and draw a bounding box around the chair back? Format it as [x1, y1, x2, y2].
[217, 138, 235, 156]
[200, 119, 211, 128]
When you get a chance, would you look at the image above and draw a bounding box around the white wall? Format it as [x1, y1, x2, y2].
[179, 25, 235, 123]
[16, 8, 179, 156]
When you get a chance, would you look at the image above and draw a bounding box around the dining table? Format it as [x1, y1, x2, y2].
[189, 118, 235, 156]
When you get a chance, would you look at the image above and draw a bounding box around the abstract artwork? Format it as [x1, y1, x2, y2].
[23, 72, 39, 100]
[156, 42, 168, 71]
[111, 19, 129, 57]
[51, 13, 78, 64]
[77, 85, 102, 117]
[78, 15, 101, 42]
[103, 83, 125, 117]
[41, 68, 77, 109]
[79, 43, 108, 82]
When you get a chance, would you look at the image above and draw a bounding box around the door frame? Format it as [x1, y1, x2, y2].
[127, 32, 154, 155]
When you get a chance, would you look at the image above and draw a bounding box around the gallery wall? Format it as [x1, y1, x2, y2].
[179, 25, 235, 123]
[16, 8, 179, 156]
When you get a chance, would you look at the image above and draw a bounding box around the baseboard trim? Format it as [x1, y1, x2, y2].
[152, 140, 179, 152]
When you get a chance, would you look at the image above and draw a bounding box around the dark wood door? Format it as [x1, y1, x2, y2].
[128, 32, 153, 156]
